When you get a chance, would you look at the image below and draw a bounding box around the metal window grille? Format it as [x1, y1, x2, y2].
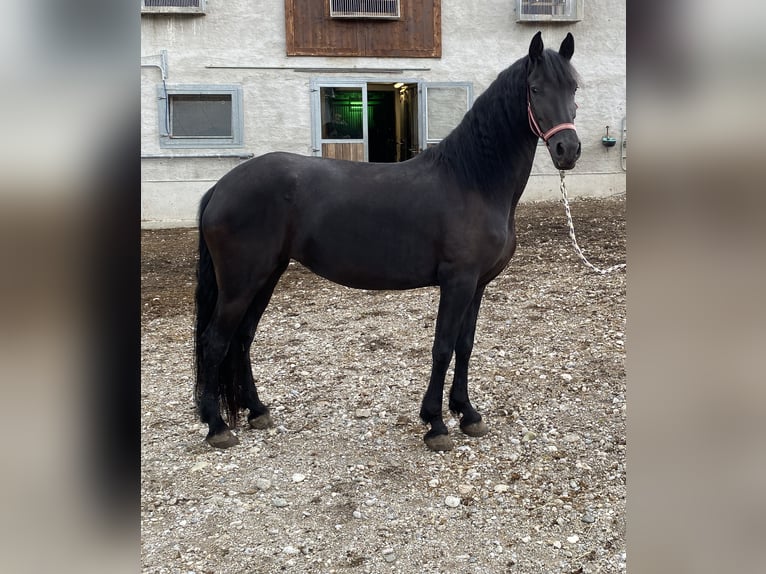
[330, 0, 401, 19]
[141, 0, 206, 14]
[517, 0, 581, 21]
[144, 0, 201, 6]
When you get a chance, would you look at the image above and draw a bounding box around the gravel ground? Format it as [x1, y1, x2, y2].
[141, 197, 626, 574]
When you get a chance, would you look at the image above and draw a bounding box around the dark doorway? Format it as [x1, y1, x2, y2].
[315, 82, 419, 163]
[367, 83, 419, 163]
[367, 90, 396, 162]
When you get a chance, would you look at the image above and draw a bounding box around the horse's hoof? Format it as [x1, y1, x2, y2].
[248, 413, 274, 430]
[206, 430, 239, 449]
[424, 433, 454, 452]
[461, 419, 489, 438]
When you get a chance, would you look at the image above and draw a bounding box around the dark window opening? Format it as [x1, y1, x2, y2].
[169, 94, 232, 138]
[321, 88, 364, 139]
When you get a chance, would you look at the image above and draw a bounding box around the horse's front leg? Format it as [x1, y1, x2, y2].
[420, 276, 478, 451]
[449, 285, 490, 438]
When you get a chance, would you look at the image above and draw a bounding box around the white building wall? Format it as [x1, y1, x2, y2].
[141, 0, 625, 227]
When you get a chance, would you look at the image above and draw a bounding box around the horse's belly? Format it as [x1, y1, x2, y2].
[293, 227, 438, 291]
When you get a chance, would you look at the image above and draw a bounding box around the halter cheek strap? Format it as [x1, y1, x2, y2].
[527, 89, 577, 144]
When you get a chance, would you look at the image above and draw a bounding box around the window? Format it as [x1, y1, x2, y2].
[330, 0, 401, 19]
[141, 0, 207, 15]
[423, 84, 473, 146]
[516, 0, 582, 22]
[158, 85, 243, 148]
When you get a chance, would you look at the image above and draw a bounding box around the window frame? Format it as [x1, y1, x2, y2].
[421, 82, 474, 148]
[157, 84, 244, 149]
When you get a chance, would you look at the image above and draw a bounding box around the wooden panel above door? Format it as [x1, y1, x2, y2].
[285, 0, 441, 58]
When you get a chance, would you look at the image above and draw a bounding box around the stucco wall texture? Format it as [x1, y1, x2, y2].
[141, 1, 625, 226]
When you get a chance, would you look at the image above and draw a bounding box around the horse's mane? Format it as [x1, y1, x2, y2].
[540, 48, 581, 90]
[423, 49, 579, 195]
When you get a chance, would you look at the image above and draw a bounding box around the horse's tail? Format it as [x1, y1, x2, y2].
[194, 186, 241, 427]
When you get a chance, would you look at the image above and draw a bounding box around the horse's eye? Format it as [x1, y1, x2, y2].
[531, 86, 539, 94]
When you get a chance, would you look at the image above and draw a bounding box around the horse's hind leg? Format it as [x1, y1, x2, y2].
[199, 259, 286, 448]
[449, 285, 490, 438]
[232, 261, 288, 430]
[198, 296, 254, 448]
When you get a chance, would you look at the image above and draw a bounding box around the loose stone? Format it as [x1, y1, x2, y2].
[445, 496, 461, 508]
[190, 461, 211, 473]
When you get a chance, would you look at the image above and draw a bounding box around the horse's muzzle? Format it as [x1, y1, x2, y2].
[549, 131, 581, 171]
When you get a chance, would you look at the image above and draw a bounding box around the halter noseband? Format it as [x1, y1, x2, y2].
[527, 88, 577, 144]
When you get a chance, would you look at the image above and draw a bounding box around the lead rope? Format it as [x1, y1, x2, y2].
[559, 171, 626, 274]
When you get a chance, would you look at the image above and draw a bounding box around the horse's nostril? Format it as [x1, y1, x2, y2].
[576, 142, 582, 157]
[556, 141, 565, 157]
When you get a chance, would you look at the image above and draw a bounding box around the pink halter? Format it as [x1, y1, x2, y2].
[527, 89, 577, 144]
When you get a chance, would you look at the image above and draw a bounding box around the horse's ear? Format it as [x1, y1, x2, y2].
[529, 31, 544, 62]
[559, 33, 574, 60]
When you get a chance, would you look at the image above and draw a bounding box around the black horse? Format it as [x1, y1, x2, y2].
[194, 32, 581, 451]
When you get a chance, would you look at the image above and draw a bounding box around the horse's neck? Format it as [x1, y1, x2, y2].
[508, 141, 538, 209]
[451, 98, 538, 206]
[435, 65, 538, 206]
